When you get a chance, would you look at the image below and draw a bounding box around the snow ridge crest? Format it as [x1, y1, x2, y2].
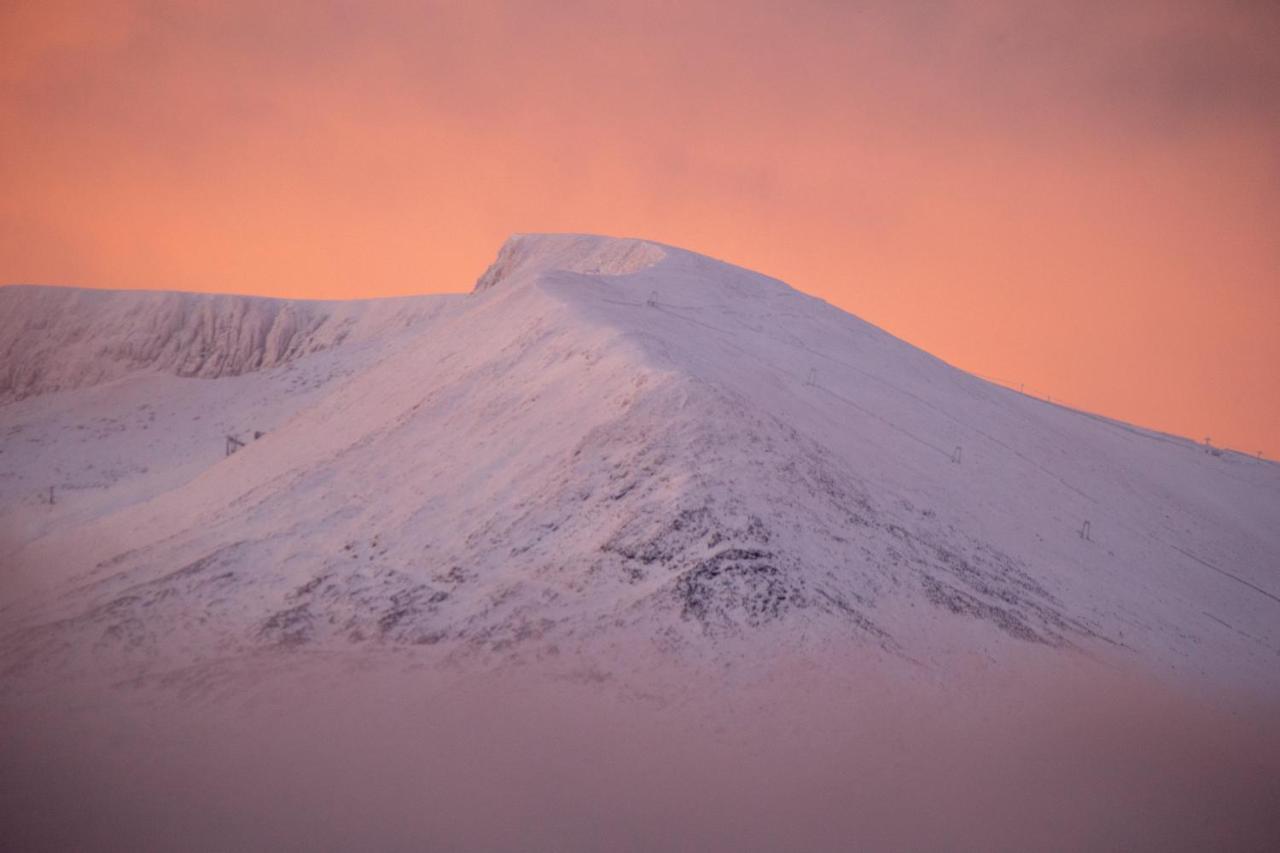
[472, 233, 667, 293]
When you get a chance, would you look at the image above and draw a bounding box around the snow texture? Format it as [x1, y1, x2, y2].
[1, 233, 1278, 697]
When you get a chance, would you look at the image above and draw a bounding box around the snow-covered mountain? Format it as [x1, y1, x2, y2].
[2, 234, 1278, 697]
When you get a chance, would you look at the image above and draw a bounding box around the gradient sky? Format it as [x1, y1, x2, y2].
[2, 1, 1278, 456]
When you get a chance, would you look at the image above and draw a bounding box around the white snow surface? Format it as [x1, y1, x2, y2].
[2, 233, 1278, 697]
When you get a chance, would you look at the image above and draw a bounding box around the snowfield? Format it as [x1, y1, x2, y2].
[1, 233, 1278, 697]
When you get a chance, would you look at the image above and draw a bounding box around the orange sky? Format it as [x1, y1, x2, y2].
[2, 1, 1278, 457]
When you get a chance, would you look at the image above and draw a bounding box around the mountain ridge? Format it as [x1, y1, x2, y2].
[2, 234, 1277, 699]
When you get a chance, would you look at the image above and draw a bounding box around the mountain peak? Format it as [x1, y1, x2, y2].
[4, 231, 1278, 709]
[472, 233, 669, 293]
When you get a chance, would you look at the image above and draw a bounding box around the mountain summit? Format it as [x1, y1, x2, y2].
[1, 234, 1277, 695]
[473, 233, 670, 291]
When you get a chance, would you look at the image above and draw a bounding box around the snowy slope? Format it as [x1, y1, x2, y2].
[2, 234, 1278, 697]
[0, 285, 452, 402]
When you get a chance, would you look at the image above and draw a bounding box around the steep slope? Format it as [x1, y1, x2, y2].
[0, 286, 443, 401]
[2, 234, 1278, 698]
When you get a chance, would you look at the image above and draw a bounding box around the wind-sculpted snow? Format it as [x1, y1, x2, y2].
[473, 233, 667, 292]
[0, 285, 445, 402]
[1, 234, 1278, 702]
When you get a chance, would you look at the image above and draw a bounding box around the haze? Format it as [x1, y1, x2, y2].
[4, 654, 1279, 852]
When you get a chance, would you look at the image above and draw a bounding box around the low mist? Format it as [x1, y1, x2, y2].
[2, 652, 1278, 852]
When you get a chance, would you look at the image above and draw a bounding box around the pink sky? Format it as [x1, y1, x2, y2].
[2, 0, 1278, 455]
